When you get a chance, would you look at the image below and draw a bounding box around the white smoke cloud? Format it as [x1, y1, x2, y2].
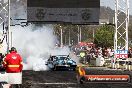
[50, 46, 70, 56]
[11, 25, 58, 71]
[11, 25, 79, 71]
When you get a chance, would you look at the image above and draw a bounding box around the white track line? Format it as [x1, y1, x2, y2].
[33, 82, 77, 85]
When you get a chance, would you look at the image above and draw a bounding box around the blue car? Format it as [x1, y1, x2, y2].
[46, 55, 77, 71]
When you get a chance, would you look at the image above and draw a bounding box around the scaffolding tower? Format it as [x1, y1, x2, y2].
[0, 0, 10, 52]
[113, 0, 130, 68]
[114, 0, 129, 50]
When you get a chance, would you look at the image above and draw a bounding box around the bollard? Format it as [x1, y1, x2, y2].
[117, 63, 120, 69]
[128, 65, 131, 71]
[128, 61, 132, 71]
[125, 64, 128, 70]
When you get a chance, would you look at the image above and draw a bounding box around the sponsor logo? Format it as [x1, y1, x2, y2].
[115, 50, 128, 58]
[12, 56, 17, 59]
[85, 75, 130, 83]
[36, 9, 46, 20]
[81, 9, 90, 21]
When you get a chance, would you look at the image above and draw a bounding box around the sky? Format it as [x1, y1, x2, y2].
[101, 0, 132, 15]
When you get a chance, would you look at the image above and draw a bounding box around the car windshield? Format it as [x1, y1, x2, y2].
[56, 56, 70, 60]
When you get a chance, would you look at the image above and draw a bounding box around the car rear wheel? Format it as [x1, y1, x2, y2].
[53, 65, 57, 71]
[10, 84, 22, 88]
[0, 82, 9, 88]
[76, 75, 85, 84]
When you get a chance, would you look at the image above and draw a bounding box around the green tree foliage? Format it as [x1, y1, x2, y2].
[94, 25, 114, 48]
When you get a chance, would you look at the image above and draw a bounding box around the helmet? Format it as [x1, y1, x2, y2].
[10, 47, 17, 52]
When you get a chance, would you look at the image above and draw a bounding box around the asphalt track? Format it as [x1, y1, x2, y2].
[22, 69, 132, 88]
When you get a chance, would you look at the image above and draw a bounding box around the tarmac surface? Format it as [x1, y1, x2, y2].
[22, 69, 132, 88]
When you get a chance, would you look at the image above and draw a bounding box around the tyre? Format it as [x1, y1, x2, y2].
[0, 82, 9, 88]
[10, 84, 22, 88]
[79, 77, 85, 84]
[0, 83, 3, 88]
[53, 65, 57, 71]
[77, 75, 85, 84]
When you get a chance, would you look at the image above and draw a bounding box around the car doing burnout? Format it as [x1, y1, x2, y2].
[46, 55, 77, 70]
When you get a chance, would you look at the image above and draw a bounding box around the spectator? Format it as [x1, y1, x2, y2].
[128, 47, 132, 58]
[85, 50, 91, 64]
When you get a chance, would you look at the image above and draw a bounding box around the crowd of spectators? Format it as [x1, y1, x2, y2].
[72, 45, 132, 64]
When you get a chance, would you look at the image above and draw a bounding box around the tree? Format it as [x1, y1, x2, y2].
[94, 25, 114, 48]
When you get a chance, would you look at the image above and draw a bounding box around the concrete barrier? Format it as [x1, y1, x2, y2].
[115, 58, 132, 70]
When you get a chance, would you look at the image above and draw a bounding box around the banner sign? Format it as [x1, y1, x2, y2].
[86, 75, 130, 83]
[115, 50, 128, 58]
[27, 0, 100, 24]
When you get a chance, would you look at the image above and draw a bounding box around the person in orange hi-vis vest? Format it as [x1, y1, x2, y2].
[3, 47, 23, 73]
[2, 47, 23, 88]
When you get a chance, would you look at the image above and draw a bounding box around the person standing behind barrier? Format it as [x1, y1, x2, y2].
[128, 47, 132, 58]
[86, 50, 91, 64]
[0, 53, 4, 71]
[3, 47, 23, 88]
[80, 51, 86, 64]
[0, 53, 4, 63]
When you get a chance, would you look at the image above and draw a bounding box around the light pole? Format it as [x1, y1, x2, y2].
[93, 29, 95, 42]
[60, 26, 63, 47]
[69, 29, 71, 46]
[77, 25, 80, 43]
[80, 26, 82, 42]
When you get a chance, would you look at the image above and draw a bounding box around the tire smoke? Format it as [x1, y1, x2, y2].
[11, 25, 58, 71]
